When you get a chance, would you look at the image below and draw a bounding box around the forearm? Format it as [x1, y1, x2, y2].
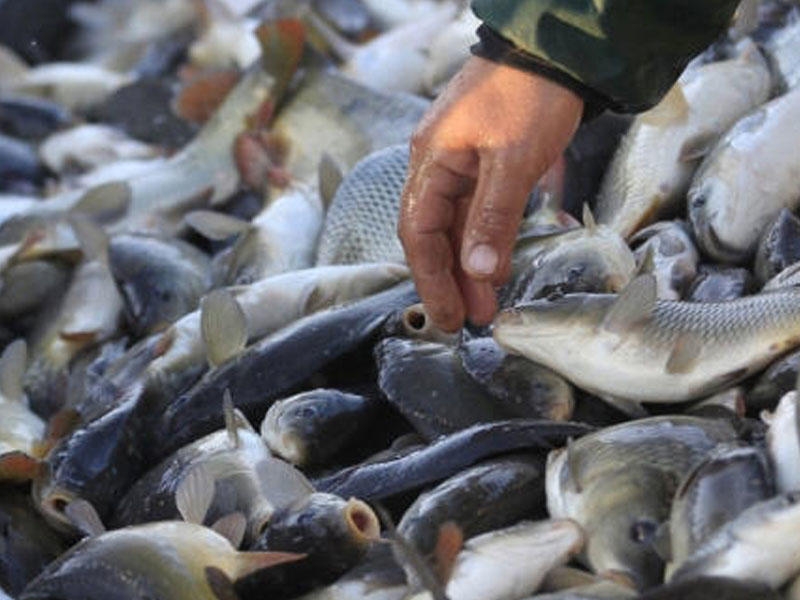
[470, 0, 740, 113]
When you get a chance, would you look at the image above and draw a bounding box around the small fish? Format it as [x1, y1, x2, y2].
[762, 390, 800, 493]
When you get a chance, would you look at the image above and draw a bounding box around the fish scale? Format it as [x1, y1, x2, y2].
[315, 144, 408, 266]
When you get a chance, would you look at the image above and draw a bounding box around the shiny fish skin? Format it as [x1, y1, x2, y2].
[316, 144, 407, 266]
[495, 289, 800, 403]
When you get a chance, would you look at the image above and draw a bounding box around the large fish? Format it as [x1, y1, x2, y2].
[494, 275, 800, 403]
[595, 40, 771, 239]
[688, 85, 800, 263]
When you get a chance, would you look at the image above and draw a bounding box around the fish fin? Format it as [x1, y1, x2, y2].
[64, 499, 106, 538]
[433, 521, 463, 585]
[70, 181, 131, 224]
[374, 503, 450, 600]
[565, 437, 583, 493]
[641, 83, 689, 126]
[303, 10, 355, 62]
[255, 456, 314, 510]
[205, 567, 241, 600]
[634, 244, 656, 278]
[318, 153, 343, 208]
[650, 521, 672, 562]
[185, 210, 252, 241]
[730, 0, 760, 41]
[0, 44, 28, 81]
[601, 274, 657, 334]
[212, 512, 247, 549]
[709, 367, 749, 390]
[232, 550, 306, 580]
[0, 451, 42, 482]
[679, 132, 717, 163]
[201, 289, 248, 368]
[255, 19, 306, 102]
[582, 203, 597, 233]
[68, 214, 109, 262]
[0, 339, 26, 403]
[600, 395, 647, 418]
[665, 333, 702, 374]
[176, 463, 215, 525]
[223, 389, 240, 448]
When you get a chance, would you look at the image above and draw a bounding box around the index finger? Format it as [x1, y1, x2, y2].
[398, 151, 475, 332]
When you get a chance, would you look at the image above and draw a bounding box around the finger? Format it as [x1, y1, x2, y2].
[460, 151, 544, 282]
[458, 272, 496, 326]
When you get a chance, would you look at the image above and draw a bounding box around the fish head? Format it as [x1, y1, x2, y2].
[31, 472, 83, 534]
[688, 177, 751, 264]
[579, 467, 673, 590]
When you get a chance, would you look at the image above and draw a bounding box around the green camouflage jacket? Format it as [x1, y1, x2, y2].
[471, 0, 741, 113]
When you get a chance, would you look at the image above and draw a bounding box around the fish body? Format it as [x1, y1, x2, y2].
[763, 390, 800, 493]
[630, 221, 698, 300]
[686, 265, 752, 302]
[494, 286, 800, 403]
[764, 16, 800, 90]
[316, 144, 408, 266]
[754, 208, 800, 285]
[596, 40, 771, 239]
[689, 85, 800, 263]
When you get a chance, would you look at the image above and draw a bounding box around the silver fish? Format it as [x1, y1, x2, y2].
[762, 390, 800, 493]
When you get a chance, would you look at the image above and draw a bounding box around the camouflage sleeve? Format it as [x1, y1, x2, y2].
[470, 0, 740, 113]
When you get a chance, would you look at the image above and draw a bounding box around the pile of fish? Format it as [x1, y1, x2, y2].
[4, 0, 800, 599]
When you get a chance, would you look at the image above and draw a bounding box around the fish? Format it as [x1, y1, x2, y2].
[396, 456, 546, 578]
[668, 492, 800, 589]
[260, 388, 382, 467]
[408, 520, 585, 600]
[686, 265, 753, 302]
[637, 576, 781, 600]
[0, 259, 71, 320]
[19, 520, 302, 600]
[494, 275, 800, 403]
[764, 14, 800, 90]
[688, 85, 800, 263]
[314, 419, 594, 501]
[0, 132, 45, 192]
[240, 492, 381, 598]
[546, 415, 739, 588]
[316, 144, 408, 266]
[109, 233, 212, 335]
[666, 443, 774, 575]
[630, 221, 698, 300]
[595, 39, 771, 239]
[762, 390, 800, 493]
[312, 0, 374, 39]
[763, 260, 800, 291]
[528, 578, 636, 599]
[0, 94, 72, 141]
[748, 348, 800, 409]
[753, 209, 800, 285]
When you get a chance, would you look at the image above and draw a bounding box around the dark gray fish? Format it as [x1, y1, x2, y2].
[754, 208, 800, 285]
[747, 347, 800, 410]
[312, 0, 373, 38]
[109, 233, 212, 336]
[0, 259, 70, 319]
[637, 576, 780, 600]
[376, 337, 513, 440]
[0, 133, 45, 190]
[459, 337, 574, 422]
[397, 456, 546, 569]
[260, 389, 382, 468]
[316, 144, 408, 266]
[668, 443, 774, 572]
[313, 419, 594, 501]
[151, 282, 419, 459]
[686, 265, 753, 302]
[0, 94, 72, 140]
[240, 492, 380, 598]
[0, 485, 68, 595]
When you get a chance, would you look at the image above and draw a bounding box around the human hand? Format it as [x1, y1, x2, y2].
[398, 55, 584, 332]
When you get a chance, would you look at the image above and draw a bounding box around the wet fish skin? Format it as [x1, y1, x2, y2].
[261, 389, 381, 467]
[317, 144, 408, 266]
[754, 208, 800, 285]
[241, 493, 380, 598]
[396, 456, 546, 574]
[636, 576, 781, 600]
[763, 390, 800, 493]
[668, 492, 800, 589]
[688, 86, 800, 264]
[19, 521, 300, 600]
[686, 265, 753, 302]
[0, 259, 71, 319]
[667, 443, 774, 572]
[748, 348, 800, 410]
[314, 419, 594, 501]
[524, 579, 636, 599]
[630, 220, 698, 300]
[494, 287, 800, 403]
[109, 233, 212, 335]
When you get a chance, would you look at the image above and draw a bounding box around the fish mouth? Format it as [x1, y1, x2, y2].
[32, 480, 80, 533]
[401, 303, 458, 344]
[343, 498, 380, 544]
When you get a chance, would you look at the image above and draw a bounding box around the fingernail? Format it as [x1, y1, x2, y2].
[466, 244, 498, 276]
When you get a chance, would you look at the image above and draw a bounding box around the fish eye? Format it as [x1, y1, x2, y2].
[630, 519, 659, 544]
[690, 193, 707, 210]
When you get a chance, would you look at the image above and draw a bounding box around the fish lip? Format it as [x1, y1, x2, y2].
[31, 479, 80, 533]
[343, 497, 380, 544]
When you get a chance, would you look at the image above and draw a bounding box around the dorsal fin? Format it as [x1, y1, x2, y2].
[582, 203, 597, 234]
[70, 181, 131, 224]
[223, 389, 240, 449]
[634, 245, 656, 277]
[64, 499, 106, 538]
[212, 512, 247, 549]
[201, 289, 248, 368]
[255, 456, 314, 511]
[318, 153, 343, 207]
[68, 214, 109, 262]
[176, 463, 215, 524]
[601, 274, 657, 334]
[185, 210, 251, 241]
[641, 83, 689, 126]
[0, 339, 26, 403]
